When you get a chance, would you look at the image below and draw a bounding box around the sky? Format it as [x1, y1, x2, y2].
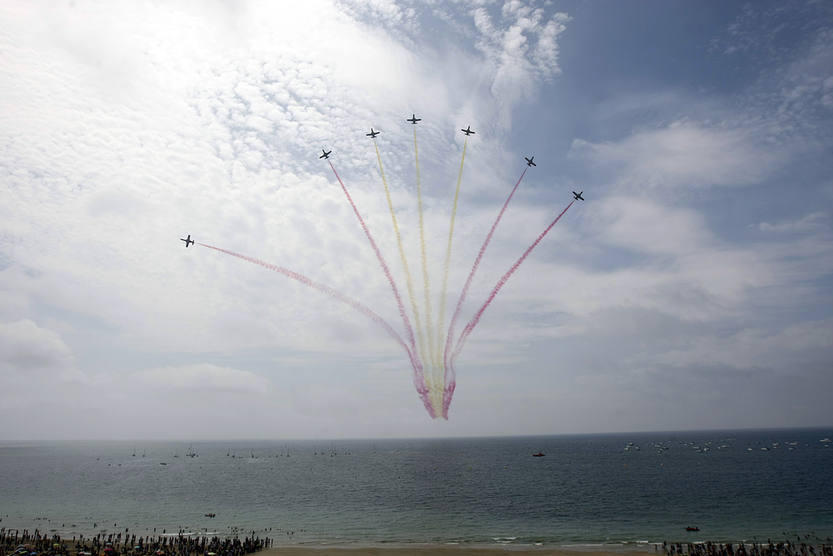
[1, 0, 832, 440]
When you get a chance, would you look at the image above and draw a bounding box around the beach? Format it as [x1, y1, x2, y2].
[257, 539, 833, 556]
[261, 547, 653, 556]
[3, 528, 830, 556]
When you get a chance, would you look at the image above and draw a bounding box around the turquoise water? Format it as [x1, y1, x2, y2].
[1, 429, 831, 547]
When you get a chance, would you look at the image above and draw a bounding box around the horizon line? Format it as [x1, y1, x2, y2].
[1, 425, 831, 444]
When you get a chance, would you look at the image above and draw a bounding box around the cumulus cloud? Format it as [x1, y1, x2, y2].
[655, 319, 833, 371]
[336, 0, 413, 31]
[479, 1, 569, 82]
[591, 196, 713, 255]
[570, 121, 784, 188]
[0, 319, 89, 431]
[133, 363, 271, 394]
[468, 3, 570, 127]
[0, 319, 74, 376]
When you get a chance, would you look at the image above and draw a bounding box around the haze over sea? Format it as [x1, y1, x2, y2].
[1, 429, 831, 548]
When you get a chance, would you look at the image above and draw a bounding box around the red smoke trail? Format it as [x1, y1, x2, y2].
[198, 243, 434, 414]
[326, 161, 431, 412]
[443, 200, 574, 416]
[443, 167, 527, 378]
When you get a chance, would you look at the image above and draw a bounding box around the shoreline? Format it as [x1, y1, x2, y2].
[260, 548, 655, 555]
[3, 530, 831, 556]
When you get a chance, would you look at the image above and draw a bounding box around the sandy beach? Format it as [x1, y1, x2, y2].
[262, 547, 654, 556]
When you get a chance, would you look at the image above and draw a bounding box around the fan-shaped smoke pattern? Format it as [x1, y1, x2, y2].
[199, 140, 577, 419]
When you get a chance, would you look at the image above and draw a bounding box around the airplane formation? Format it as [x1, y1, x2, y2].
[180, 116, 586, 248]
[322, 117, 583, 201]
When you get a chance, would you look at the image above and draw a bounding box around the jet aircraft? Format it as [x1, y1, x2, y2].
[461, 125, 475, 136]
[180, 234, 194, 247]
[572, 191, 585, 201]
[366, 128, 380, 138]
[407, 114, 421, 124]
[319, 149, 331, 159]
[525, 156, 536, 167]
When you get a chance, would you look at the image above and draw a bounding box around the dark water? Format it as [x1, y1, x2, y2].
[1, 429, 831, 547]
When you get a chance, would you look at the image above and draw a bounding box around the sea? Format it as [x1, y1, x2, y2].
[1, 429, 831, 549]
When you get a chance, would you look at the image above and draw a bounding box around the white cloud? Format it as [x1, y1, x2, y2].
[468, 3, 570, 127]
[0, 319, 74, 376]
[133, 363, 271, 394]
[592, 196, 713, 255]
[759, 212, 829, 233]
[655, 319, 833, 371]
[570, 121, 784, 188]
[0, 320, 89, 429]
[336, 0, 411, 30]
[780, 27, 833, 116]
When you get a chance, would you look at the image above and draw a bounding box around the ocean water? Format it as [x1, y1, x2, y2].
[1, 429, 831, 548]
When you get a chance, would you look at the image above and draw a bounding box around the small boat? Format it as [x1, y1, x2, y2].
[532, 452, 545, 457]
[686, 526, 700, 532]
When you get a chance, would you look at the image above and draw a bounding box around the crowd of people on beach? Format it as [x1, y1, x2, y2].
[0, 529, 270, 556]
[5, 527, 833, 555]
[662, 540, 833, 556]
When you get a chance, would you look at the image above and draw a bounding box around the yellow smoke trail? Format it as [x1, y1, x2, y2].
[413, 127, 441, 411]
[374, 139, 428, 378]
[413, 128, 435, 365]
[436, 137, 467, 383]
